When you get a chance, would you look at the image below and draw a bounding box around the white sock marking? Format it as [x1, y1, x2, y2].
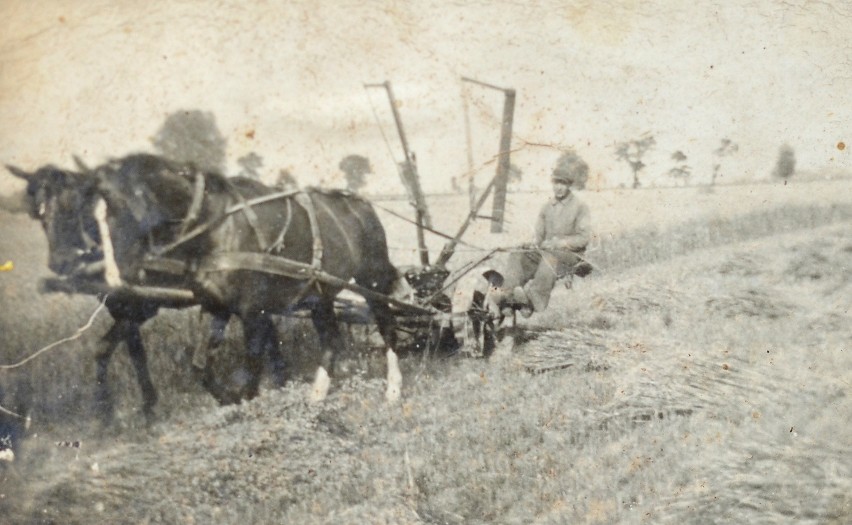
[93, 198, 122, 287]
[310, 366, 330, 403]
[385, 348, 402, 404]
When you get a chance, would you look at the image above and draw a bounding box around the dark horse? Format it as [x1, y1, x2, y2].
[12, 154, 400, 411]
[7, 162, 240, 423]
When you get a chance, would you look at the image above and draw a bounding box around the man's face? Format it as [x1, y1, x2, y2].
[552, 179, 571, 199]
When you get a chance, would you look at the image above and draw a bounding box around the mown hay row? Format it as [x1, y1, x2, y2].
[652, 435, 852, 524]
[516, 329, 610, 374]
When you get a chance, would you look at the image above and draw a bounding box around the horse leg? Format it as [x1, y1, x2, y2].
[311, 299, 346, 375]
[193, 313, 241, 405]
[366, 298, 397, 351]
[257, 315, 287, 388]
[95, 321, 124, 425]
[365, 298, 407, 402]
[239, 314, 274, 401]
[123, 323, 158, 424]
[385, 347, 402, 404]
[309, 299, 345, 401]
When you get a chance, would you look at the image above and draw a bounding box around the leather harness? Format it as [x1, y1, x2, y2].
[141, 172, 327, 306]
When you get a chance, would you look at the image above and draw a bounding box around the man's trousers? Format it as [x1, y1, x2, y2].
[502, 248, 583, 312]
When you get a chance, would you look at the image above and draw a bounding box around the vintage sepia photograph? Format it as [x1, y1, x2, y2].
[1, 1, 850, 523]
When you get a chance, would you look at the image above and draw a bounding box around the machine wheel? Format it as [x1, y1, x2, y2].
[455, 292, 502, 358]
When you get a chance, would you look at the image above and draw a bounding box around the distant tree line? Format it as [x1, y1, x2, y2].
[609, 133, 798, 189]
[148, 109, 798, 194]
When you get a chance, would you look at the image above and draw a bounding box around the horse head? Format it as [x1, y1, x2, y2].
[84, 154, 201, 280]
[6, 162, 102, 275]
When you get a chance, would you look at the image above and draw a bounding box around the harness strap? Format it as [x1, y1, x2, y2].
[267, 198, 293, 253]
[294, 192, 323, 269]
[180, 171, 206, 236]
[153, 189, 300, 257]
[141, 257, 190, 275]
[293, 191, 324, 300]
[225, 182, 269, 251]
[201, 252, 433, 315]
[316, 197, 358, 262]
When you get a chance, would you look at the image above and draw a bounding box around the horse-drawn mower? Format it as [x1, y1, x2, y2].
[6, 78, 533, 419]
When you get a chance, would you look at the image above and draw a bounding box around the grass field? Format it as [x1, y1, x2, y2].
[0, 179, 850, 523]
[376, 180, 852, 274]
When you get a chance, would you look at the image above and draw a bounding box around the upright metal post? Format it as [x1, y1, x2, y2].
[490, 89, 515, 233]
[460, 77, 516, 234]
[365, 80, 432, 266]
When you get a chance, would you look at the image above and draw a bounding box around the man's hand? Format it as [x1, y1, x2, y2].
[540, 239, 558, 250]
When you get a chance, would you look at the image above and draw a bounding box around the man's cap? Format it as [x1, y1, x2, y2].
[551, 169, 574, 183]
[551, 151, 589, 188]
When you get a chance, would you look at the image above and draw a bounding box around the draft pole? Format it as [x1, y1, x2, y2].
[461, 76, 515, 233]
[364, 80, 431, 266]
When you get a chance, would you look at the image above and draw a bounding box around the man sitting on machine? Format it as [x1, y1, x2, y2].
[497, 153, 594, 317]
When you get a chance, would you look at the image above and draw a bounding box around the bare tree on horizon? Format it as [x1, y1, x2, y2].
[614, 134, 655, 189]
[711, 138, 739, 186]
[669, 150, 692, 185]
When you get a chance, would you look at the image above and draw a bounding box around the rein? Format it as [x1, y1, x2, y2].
[372, 201, 487, 252]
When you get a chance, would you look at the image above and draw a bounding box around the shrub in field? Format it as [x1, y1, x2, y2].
[235, 152, 264, 180]
[274, 169, 298, 190]
[151, 109, 228, 174]
[772, 143, 796, 181]
[339, 154, 372, 192]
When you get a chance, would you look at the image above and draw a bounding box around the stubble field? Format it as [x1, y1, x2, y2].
[0, 179, 850, 524]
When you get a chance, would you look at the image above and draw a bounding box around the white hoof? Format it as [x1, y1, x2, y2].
[385, 349, 402, 404]
[310, 366, 330, 403]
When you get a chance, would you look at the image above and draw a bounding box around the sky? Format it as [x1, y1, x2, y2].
[1, 0, 850, 194]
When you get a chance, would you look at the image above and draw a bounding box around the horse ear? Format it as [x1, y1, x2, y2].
[5, 165, 31, 180]
[72, 155, 90, 173]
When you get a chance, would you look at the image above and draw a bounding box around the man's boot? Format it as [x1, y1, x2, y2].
[573, 260, 594, 278]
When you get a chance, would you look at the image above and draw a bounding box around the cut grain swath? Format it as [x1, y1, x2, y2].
[517, 328, 610, 374]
